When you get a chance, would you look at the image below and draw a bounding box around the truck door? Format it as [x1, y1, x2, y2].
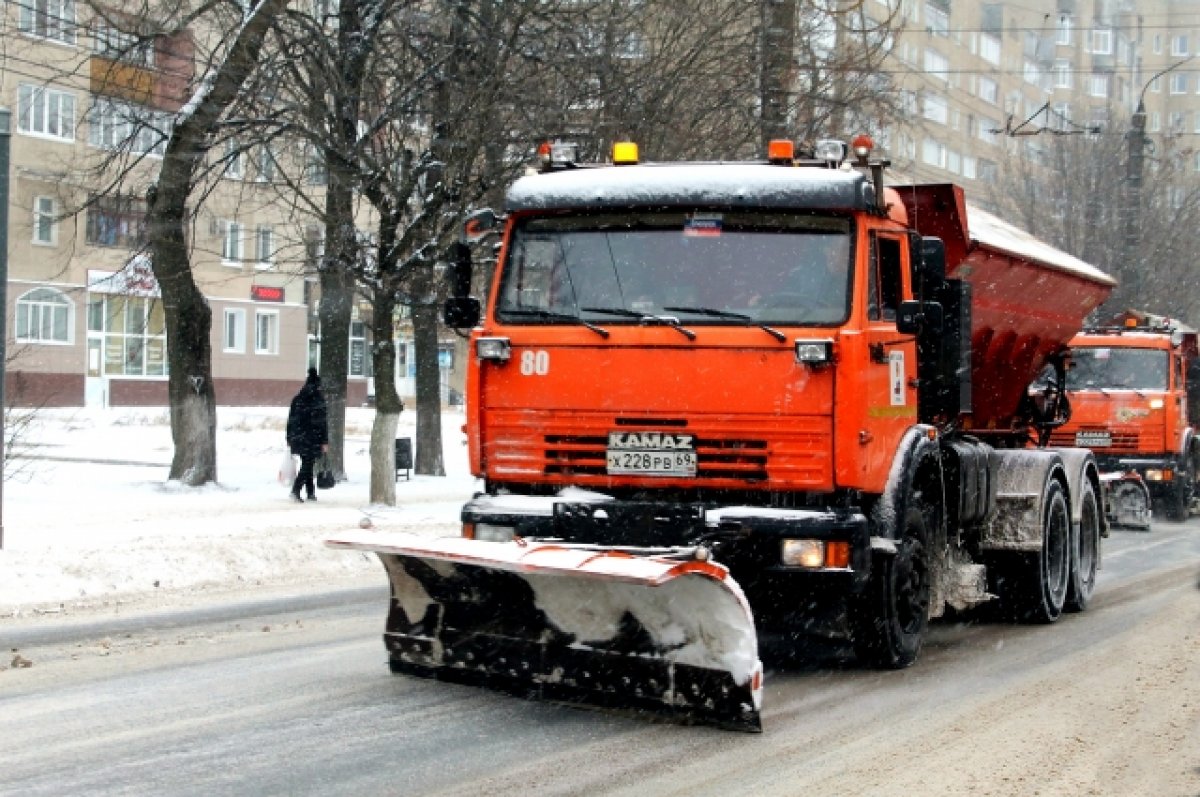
[857, 232, 918, 488]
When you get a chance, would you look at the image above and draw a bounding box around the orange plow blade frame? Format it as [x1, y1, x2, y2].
[326, 532, 764, 732]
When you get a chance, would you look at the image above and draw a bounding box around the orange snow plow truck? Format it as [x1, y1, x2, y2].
[328, 138, 1115, 732]
[1048, 311, 1200, 527]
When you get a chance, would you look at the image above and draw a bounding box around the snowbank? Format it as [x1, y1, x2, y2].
[0, 407, 477, 617]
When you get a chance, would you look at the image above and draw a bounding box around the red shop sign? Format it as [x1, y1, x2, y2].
[251, 285, 284, 302]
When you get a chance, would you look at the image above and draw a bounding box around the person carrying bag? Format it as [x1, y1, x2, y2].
[285, 367, 329, 503]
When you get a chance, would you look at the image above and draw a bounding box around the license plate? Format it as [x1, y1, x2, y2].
[1076, 431, 1112, 447]
[607, 449, 697, 476]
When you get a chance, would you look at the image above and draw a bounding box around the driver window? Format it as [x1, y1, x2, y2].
[868, 233, 902, 321]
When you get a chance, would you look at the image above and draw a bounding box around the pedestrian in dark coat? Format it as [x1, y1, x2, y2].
[286, 367, 329, 502]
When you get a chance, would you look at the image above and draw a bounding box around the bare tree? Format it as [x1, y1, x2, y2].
[142, 0, 289, 484]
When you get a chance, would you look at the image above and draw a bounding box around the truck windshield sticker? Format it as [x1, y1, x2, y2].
[889, 350, 906, 406]
[683, 213, 723, 237]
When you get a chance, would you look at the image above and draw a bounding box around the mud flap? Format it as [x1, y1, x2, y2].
[326, 532, 764, 732]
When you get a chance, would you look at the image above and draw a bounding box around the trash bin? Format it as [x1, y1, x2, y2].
[395, 438, 413, 481]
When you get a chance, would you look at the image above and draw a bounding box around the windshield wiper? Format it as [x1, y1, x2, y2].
[503, 309, 610, 338]
[581, 307, 697, 340]
[663, 306, 787, 342]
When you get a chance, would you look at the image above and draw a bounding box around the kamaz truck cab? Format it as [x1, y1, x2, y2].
[1051, 311, 1200, 524]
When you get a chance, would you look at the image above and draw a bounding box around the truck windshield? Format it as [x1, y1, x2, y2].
[497, 212, 852, 326]
[1067, 347, 1169, 391]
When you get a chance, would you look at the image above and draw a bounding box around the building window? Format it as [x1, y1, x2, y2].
[223, 308, 246, 353]
[961, 155, 977, 179]
[978, 76, 998, 104]
[256, 224, 274, 266]
[1054, 60, 1073, 89]
[1089, 74, 1109, 98]
[88, 98, 170, 156]
[222, 221, 242, 262]
[1170, 111, 1186, 133]
[979, 33, 1000, 65]
[89, 295, 166, 376]
[17, 84, 75, 141]
[16, 287, 71, 343]
[1154, 34, 1163, 54]
[978, 117, 999, 144]
[304, 145, 327, 185]
[924, 49, 949, 81]
[1056, 15, 1072, 46]
[93, 22, 153, 66]
[1023, 60, 1042, 87]
[18, 0, 76, 44]
[1150, 112, 1161, 133]
[255, 310, 279, 355]
[1089, 28, 1112, 55]
[923, 94, 948, 124]
[1173, 35, 1190, 57]
[86, 194, 146, 248]
[350, 319, 367, 377]
[1171, 73, 1190, 94]
[33, 196, 57, 245]
[223, 139, 244, 179]
[924, 3, 948, 36]
[921, 138, 947, 168]
[256, 146, 276, 181]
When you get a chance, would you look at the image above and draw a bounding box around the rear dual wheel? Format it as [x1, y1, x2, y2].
[992, 479, 1071, 623]
[1066, 479, 1100, 613]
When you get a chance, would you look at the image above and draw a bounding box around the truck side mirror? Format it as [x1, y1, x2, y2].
[443, 296, 481, 328]
[445, 241, 473, 298]
[463, 208, 500, 243]
[897, 300, 944, 335]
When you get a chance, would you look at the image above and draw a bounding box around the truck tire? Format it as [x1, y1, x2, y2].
[1065, 478, 1099, 613]
[1164, 455, 1194, 522]
[851, 504, 931, 669]
[992, 478, 1070, 623]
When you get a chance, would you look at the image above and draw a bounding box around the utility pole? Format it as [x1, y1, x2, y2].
[1124, 100, 1146, 307]
[0, 108, 10, 549]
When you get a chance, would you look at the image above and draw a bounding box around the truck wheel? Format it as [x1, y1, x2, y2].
[851, 504, 931, 669]
[1165, 456, 1194, 522]
[993, 478, 1070, 623]
[1065, 479, 1099, 613]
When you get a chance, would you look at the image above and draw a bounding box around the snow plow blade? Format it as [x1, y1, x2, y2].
[326, 532, 763, 732]
[1101, 472, 1151, 530]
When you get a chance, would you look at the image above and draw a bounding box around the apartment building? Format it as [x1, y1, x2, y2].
[0, 3, 386, 408]
[873, 0, 1200, 197]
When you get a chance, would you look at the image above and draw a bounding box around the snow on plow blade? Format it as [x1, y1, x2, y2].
[326, 532, 764, 732]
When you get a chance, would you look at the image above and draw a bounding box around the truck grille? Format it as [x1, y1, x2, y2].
[544, 434, 769, 480]
[483, 410, 831, 488]
[1049, 428, 1140, 452]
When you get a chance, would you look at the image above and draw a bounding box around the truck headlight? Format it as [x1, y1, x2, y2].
[476, 337, 511, 362]
[470, 523, 516, 542]
[781, 539, 851, 569]
[794, 339, 834, 365]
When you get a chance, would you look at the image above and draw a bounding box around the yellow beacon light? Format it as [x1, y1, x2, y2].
[612, 141, 639, 165]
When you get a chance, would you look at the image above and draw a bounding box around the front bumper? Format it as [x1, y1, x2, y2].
[460, 494, 872, 596]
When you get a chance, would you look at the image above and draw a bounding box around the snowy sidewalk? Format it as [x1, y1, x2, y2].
[0, 407, 476, 618]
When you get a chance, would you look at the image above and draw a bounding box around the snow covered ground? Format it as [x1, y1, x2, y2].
[0, 406, 477, 617]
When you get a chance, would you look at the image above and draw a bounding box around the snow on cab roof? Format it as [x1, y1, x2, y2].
[506, 163, 874, 212]
[965, 204, 1116, 287]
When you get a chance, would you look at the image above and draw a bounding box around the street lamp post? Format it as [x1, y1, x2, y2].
[1124, 57, 1194, 308]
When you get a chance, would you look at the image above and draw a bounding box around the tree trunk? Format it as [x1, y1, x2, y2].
[317, 234, 354, 480]
[149, 178, 217, 485]
[369, 289, 401, 504]
[412, 269, 444, 477]
[143, 0, 286, 485]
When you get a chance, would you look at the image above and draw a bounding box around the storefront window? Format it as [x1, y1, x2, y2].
[94, 294, 167, 376]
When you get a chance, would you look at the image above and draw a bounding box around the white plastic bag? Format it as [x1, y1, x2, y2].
[278, 450, 297, 485]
